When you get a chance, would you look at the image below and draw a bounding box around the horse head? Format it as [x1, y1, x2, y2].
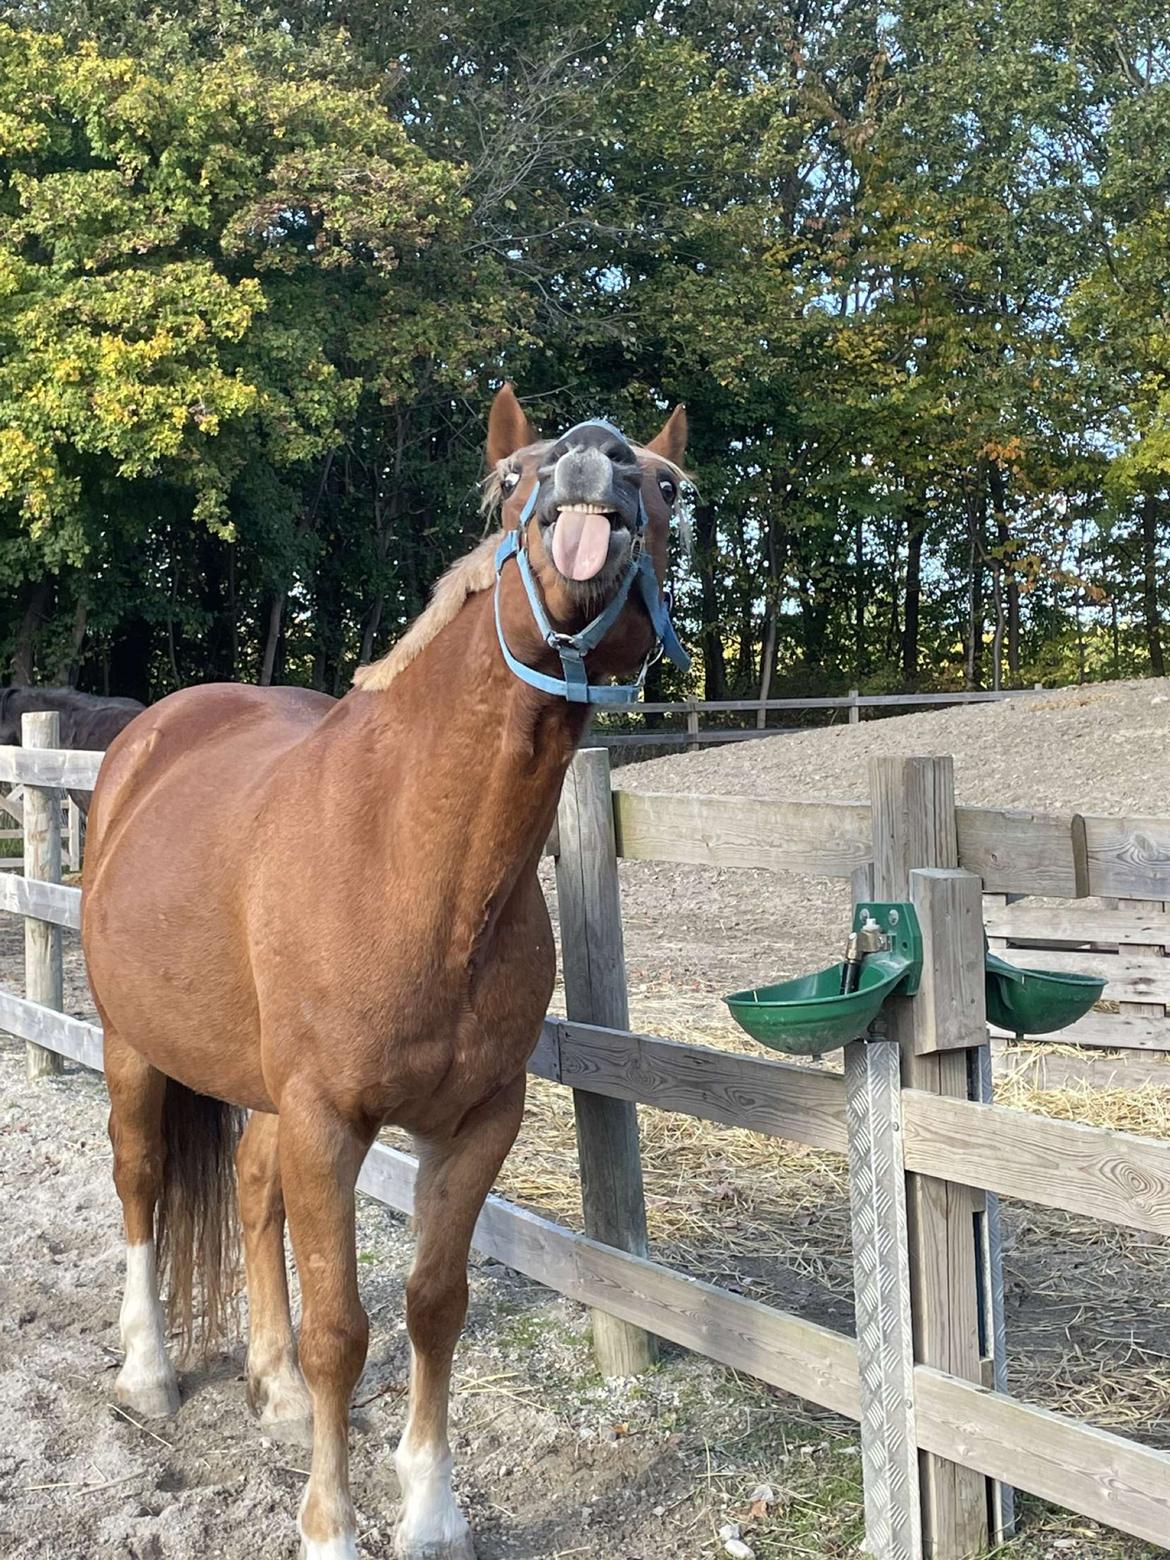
[486, 384, 689, 702]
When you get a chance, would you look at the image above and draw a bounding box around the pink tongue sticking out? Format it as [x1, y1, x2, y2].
[551, 509, 613, 581]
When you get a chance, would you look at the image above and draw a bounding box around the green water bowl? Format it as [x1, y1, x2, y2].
[725, 955, 916, 1057]
[984, 952, 1106, 1035]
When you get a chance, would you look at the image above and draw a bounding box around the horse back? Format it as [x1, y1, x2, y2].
[87, 682, 334, 850]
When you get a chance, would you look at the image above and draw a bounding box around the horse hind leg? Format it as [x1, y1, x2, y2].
[106, 1034, 180, 1419]
[237, 1111, 313, 1442]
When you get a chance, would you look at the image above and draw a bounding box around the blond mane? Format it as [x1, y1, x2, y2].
[353, 532, 501, 692]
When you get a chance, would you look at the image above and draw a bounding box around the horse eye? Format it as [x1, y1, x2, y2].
[501, 469, 521, 493]
[658, 475, 677, 503]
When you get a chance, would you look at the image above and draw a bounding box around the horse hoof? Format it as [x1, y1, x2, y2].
[114, 1371, 180, 1420]
[252, 1367, 314, 1446]
[393, 1532, 476, 1560]
[262, 1408, 314, 1447]
[299, 1539, 358, 1560]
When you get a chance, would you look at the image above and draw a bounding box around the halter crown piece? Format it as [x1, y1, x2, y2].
[493, 419, 691, 705]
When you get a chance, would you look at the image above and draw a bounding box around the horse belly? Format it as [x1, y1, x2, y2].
[83, 725, 274, 1111]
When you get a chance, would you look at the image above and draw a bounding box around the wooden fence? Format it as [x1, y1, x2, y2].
[3, 715, 1170, 1558]
[597, 686, 1045, 749]
[0, 782, 81, 874]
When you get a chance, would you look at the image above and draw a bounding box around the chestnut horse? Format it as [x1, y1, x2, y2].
[81, 385, 689, 1559]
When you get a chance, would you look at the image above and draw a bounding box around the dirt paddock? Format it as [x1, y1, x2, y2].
[2, 682, 1170, 1558]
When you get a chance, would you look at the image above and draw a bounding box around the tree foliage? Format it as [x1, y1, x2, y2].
[1, 0, 1167, 699]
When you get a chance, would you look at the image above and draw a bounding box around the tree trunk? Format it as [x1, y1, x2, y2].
[692, 502, 726, 700]
[358, 594, 385, 670]
[108, 616, 154, 703]
[986, 462, 1019, 681]
[990, 563, 1004, 693]
[55, 596, 88, 687]
[853, 512, 864, 678]
[756, 600, 778, 727]
[964, 483, 986, 690]
[1141, 491, 1165, 677]
[902, 506, 925, 685]
[198, 534, 236, 682]
[259, 592, 286, 686]
[10, 579, 50, 684]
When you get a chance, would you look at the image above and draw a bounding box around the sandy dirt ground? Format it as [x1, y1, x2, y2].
[2, 680, 1170, 1559]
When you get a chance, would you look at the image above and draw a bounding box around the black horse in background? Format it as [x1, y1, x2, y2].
[0, 686, 145, 813]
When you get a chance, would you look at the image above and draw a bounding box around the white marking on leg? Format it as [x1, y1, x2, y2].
[299, 1536, 358, 1560]
[394, 1437, 472, 1556]
[115, 1242, 179, 1417]
[298, 1483, 358, 1560]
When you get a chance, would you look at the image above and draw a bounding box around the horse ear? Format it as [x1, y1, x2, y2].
[487, 384, 538, 465]
[645, 404, 687, 466]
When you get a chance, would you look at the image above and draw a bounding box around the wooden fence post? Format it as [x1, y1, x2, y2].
[685, 703, 700, 751]
[23, 712, 64, 1080]
[66, 798, 83, 873]
[849, 688, 861, 724]
[555, 747, 656, 1376]
[868, 756, 997, 1560]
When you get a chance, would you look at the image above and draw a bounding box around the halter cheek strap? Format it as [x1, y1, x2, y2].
[492, 423, 691, 706]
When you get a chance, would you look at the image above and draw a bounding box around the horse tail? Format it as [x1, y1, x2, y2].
[156, 1079, 245, 1358]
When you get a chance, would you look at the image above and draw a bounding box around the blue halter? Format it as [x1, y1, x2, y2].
[492, 420, 691, 705]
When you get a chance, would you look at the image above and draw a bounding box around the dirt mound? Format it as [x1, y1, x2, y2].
[614, 679, 1170, 815]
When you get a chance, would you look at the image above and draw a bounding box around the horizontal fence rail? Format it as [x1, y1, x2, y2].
[596, 688, 1044, 750]
[612, 788, 1170, 902]
[0, 746, 103, 788]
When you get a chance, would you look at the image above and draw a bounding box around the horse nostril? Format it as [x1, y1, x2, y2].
[602, 441, 629, 463]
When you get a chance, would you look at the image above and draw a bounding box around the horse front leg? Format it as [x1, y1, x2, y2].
[395, 1075, 526, 1560]
[279, 1096, 373, 1560]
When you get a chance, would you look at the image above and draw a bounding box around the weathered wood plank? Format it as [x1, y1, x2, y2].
[994, 1046, 1170, 1091]
[902, 1090, 1170, 1234]
[0, 785, 23, 825]
[983, 902, 1170, 951]
[612, 789, 872, 878]
[557, 748, 655, 1376]
[0, 989, 104, 1071]
[985, 947, 1170, 1002]
[0, 872, 82, 930]
[0, 746, 103, 788]
[356, 1141, 862, 1420]
[610, 786, 1170, 904]
[956, 807, 1080, 897]
[915, 1368, 1170, 1551]
[552, 1018, 847, 1152]
[66, 799, 83, 873]
[990, 1011, 1170, 1052]
[909, 870, 987, 1055]
[22, 715, 64, 1080]
[1083, 817, 1170, 902]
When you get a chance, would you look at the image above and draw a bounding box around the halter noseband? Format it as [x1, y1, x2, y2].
[493, 419, 691, 706]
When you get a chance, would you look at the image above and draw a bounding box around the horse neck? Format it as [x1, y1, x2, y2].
[344, 586, 592, 947]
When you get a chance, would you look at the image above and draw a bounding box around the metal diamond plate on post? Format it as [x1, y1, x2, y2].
[976, 1044, 1016, 1542]
[846, 1038, 922, 1560]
